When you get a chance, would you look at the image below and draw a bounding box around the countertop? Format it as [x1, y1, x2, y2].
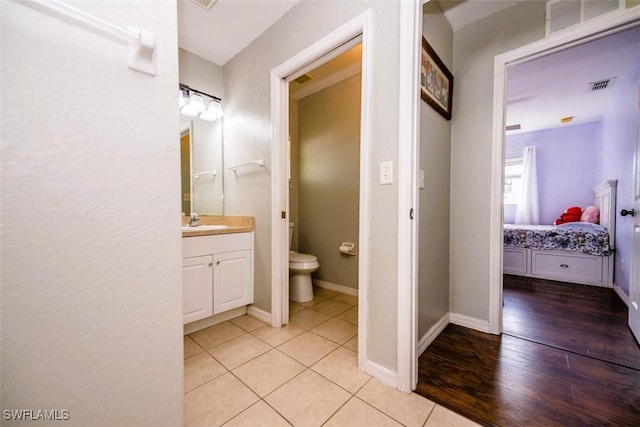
[181, 215, 255, 237]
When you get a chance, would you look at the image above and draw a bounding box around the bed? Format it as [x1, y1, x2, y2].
[503, 180, 617, 287]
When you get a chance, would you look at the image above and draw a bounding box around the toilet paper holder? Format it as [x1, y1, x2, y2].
[339, 242, 356, 256]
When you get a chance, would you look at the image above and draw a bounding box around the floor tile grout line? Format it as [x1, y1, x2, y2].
[258, 398, 295, 427]
[249, 327, 306, 348]
[421, 402, 437, 427]
[224, 334, 363, 407]
[318, 394, 357, 427]
[256, 366, 311, 402]
[351, 394, 408, 426]
[308, 351, 370, 396]
[183, 369, 231, 397]
[206, 337, 277, 372]
[305, 327, 358, 346]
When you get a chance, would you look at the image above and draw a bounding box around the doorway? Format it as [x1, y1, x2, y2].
[500, 26, 640, 368]
[288, 42, 362, 305]
[489, 10, 640, 334]
[270, 13, 373, 370]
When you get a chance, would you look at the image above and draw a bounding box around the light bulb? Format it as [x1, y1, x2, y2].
[200, 100, 223, 121]
[188, 94, 206, 114]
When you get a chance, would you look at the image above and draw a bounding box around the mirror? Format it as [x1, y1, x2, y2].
[179, 115, 224, 216]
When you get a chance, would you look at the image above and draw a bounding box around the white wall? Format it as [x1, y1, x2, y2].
[418, 0, 452, 338]
[179, 49, 224, 215]
[450, 1, 546, 320]
[223, 0, 401, 370]
[179, 48, 224, 97]
[1, 1, 183, 425]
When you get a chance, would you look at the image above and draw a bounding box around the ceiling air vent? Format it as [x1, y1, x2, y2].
[546, 0, 623, 36]
[293, 73, 315, 84]
[589, 77, 616, 92]
[191, 0, 217, 11]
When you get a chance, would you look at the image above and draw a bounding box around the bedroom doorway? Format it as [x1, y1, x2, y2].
[489, 11, 640, 339]
[500, 26, 640, 368]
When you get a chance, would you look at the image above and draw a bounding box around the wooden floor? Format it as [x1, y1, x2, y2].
[416, 276, 640, 426]
[503, 274, 639, 370]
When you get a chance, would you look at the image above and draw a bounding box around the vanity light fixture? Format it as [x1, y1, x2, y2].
[200, 99, 223, 121]
[178, 83, 223, 121]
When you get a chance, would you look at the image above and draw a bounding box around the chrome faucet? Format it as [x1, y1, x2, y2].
[189, 212, 200, 227]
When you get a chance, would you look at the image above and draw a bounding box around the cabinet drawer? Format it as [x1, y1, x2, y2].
[532, 251, 603, 284]
[504, 248, 528, 275]
[183, 232, 252, 258]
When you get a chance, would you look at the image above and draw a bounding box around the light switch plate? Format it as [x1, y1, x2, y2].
[380, 161, 393, 185]
[419, 169, 425, 189]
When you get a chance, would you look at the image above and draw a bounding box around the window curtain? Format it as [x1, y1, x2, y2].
[515, 146, 539, 224]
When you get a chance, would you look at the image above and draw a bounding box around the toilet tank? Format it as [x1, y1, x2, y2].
[289, 222, 294, 251]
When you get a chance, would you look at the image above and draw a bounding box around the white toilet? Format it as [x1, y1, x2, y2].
[289, 223, 319, 302]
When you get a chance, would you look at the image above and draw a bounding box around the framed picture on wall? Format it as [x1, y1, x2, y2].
[420, 37, 453, 120]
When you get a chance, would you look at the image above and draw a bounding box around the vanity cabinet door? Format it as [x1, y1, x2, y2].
[182, 255, 213, 324]
[213, 250, 253, 314]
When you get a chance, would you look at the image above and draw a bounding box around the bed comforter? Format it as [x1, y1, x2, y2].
[503, 224, 611, 256]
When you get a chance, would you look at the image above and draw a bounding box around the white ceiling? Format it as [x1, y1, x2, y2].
[176, 0, 507, 66]
[506, 26, 640, 134]
[177, 0, 300, 66]
[437, 0, 524, 31]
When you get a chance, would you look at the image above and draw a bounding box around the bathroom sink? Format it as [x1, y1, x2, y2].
[181, 225, 229, 231]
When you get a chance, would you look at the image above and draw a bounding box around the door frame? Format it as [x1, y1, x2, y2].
[270, 11, 373, 369]
[488, 8, 640, 334]
[397, 0, 422, 392]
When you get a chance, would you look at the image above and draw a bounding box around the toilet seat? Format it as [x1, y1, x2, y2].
[290, 251, 317, 262]
[289, 251, 319, 270]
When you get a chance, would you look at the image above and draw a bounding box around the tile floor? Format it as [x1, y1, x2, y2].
[184, 287, 479, 427]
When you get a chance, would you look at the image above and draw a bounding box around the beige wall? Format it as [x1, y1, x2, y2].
[296, 74, 361, 289]
[418, 0, 453, 338]
[289, 98, 300, 250]
[223, 0, 401, 370]
[179, 49, 224, 215]
[450, 1, 546, 320]
[1, 1, 183, 424]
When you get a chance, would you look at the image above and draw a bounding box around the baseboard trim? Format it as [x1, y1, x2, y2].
[184, 307, 247, 335]
[247, 305, 272, 324]
[613, 284, 630, 307]
[363, 359, 397, 389]
[450, 312, 490, 333]
[313, 279, 358, 296]
[417, 313, 450, 357]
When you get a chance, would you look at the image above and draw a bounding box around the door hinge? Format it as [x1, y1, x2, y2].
[281, 211, 286, 219]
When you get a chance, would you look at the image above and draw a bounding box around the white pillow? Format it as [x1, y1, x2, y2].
[556, 222, 605, 232]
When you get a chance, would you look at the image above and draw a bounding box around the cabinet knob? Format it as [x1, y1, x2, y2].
[560, 264, 569, 268]
[208, 262, 213, 267]
[216, 260, 221, 265]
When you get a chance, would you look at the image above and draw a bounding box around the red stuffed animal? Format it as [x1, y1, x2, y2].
[554, 206, 582, 225]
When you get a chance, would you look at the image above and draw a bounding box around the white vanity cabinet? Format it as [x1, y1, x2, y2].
[182, 232, 253, 324]
[182, 255, 214, 324]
